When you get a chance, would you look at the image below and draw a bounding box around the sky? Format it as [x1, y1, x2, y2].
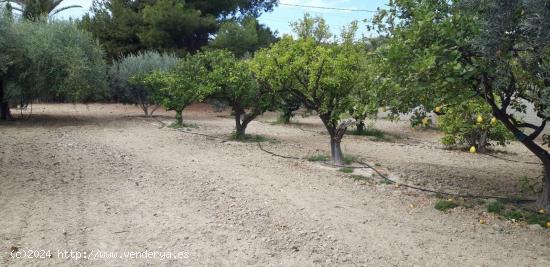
[52, 0, 388, 36]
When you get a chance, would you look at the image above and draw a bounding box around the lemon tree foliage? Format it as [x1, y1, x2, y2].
[204, 50, 277, 139]
[374, 0, 550, 208]
[438, 100, 513, 152]
[255, 15, 374, 165]
[109, 51, 178, 116]
[141, 53, 212, 126]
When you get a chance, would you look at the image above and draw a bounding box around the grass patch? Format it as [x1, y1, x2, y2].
[229, 132, 270, 142]
[486, 201, 505, 214]
[307, 154, 329, 162]
[305, 154, 357, 165]
[525, 213, 550, 226]
[434, 200, 458, 212]
[486, 200, 550, 227]
[343, 155, 357, 165]
[503, 210, 524, 221]
[350, 127, 386, 140]
[338, 167, 354, 173]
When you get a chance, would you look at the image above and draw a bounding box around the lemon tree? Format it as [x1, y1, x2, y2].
[254, 16, 373, 165]
[438, 100, 513, 153]
[375, 0, 550, 208]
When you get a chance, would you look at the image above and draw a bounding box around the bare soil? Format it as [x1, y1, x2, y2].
[1, 103, 549, 266]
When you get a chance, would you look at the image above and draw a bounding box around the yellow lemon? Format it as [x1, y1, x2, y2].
[490, 117, 497, 124]
[469, 146, 477, 153]
[435, 106, 442, 113]
[479, 219, 486, 224]
[476, 115, 483, 123]
[547, 222, 550, 228]
[539, 209, 545, 214]
[422, 117, 429, 125]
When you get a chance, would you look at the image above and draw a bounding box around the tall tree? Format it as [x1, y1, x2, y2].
[374, 0, 550, 208]
[210, 16, 277, 58]
[80, 0, 277, 59]
[0, 0, 82, 19]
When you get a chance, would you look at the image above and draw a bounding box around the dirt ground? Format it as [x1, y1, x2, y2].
[1, 103, 549, 266]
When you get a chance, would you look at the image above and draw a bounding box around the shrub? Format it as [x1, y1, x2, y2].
[109, 51, 178, 116]
[486, 201, 505, 214]
[338, 167, 354, 173]
[435, 200, 458, 212]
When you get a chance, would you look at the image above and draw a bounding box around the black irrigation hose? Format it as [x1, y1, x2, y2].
[257, 142, 303, 160]
[482, 152, 542, 165]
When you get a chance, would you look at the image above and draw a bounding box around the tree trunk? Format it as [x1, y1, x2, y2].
[536, 157, 550, 210]
[143, 108, 149, 117]
[330, 138, 344, 165]
[235, 113, 247, 139]
[175, 109, 183, 126]
[281, 110, 292, 124]
[356, 120, 365, 135]
[477, 130, 488, 153]
[0, 78, 13, 121]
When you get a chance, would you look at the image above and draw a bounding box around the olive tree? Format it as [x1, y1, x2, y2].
[0, 8, 22, 120]
[255, 16, 369, 165]
[374, 0, 550, 208]
[0, 15, 107, 121]
[109, 51, 178, 116]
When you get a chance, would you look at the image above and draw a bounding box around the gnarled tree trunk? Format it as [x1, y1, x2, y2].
[234, 111, 251, 139]
[477, 130, 488, 153]
[356, 119, 365, 135]
[175, 109, 183, 126]
[323, 118, 355, 165]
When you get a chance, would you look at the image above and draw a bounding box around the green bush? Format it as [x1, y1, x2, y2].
[338, 167, 354, 173]
[486, 201, 505, 214]
[434, 200, 458, 212]
[438, 100, 513, 152]
[109, 51, 178, 116]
